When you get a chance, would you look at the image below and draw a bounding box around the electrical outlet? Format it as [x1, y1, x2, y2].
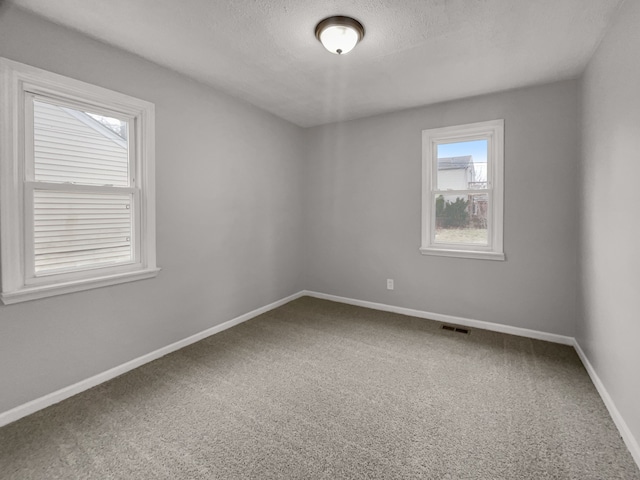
[387, 279, 394, 290]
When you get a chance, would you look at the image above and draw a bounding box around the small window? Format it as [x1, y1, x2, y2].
[421, 120, 504, 260]
[0, 58, 159, 304]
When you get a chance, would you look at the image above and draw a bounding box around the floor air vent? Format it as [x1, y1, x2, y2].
[441, 324, 470, 335]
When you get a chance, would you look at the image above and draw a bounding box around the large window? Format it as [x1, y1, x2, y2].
[421, 119, 504, 260]
[0, 58, 158, 304]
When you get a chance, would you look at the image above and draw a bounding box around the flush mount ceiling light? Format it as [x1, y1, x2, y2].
[315, 16, 365, 55]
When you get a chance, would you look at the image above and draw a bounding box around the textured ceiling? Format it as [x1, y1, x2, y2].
[8, 0, 624, 127]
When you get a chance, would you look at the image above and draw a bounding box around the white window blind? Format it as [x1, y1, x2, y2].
[33, 190, 133, 274]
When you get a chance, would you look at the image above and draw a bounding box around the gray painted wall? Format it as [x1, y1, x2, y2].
[303, 81, 580, 336]
[0, 6, 305, 413]
[579, 0, 640, 453]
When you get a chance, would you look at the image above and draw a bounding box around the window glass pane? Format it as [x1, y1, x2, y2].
[436, 140, 487, 190]
[34, 190, 133, 274]
[434, 193, 488, 245]
[33, 99, 129, 187]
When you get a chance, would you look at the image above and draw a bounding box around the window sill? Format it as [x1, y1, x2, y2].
[0, 268, 161, 305]
[419, 247, 505, 261]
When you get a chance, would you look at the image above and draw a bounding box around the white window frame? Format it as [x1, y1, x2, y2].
[420, 119, 505, 261]
[0, 58, 159, 304]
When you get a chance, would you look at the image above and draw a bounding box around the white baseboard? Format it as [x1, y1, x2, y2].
[573, 340, 640, 469]
[0, 291, 305, 428]
[303, 290, 574, 345]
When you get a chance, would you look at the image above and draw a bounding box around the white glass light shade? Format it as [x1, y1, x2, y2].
[319, 25, 359, 55]
[315, 16, 365, 55]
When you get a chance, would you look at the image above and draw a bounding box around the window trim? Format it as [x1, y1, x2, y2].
[420, 119, 505, 261]
[0, 57, 159, 304]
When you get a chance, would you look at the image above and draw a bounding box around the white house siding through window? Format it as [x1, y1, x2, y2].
[32, 100, 133, 274]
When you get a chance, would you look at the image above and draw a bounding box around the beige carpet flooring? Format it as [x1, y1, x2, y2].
[1, 296, 639, 479]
